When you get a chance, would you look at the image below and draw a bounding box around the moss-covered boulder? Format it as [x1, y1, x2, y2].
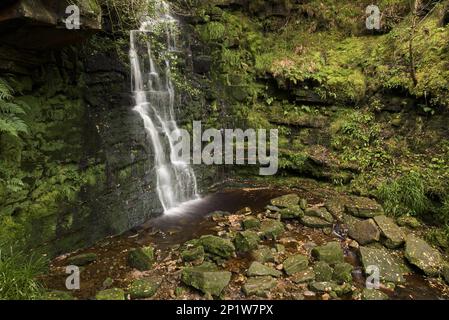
[259, 220, 285, 239]
[181, 262, 231, 297]
[242, 276, 277, 297]
[270, 194, 299, 208]
[283, 254, 309, 275]
[314, 261, 333, 282]
[304, 207, 334, 223]
[312, 242, 344, 265]
[300, 216, 333, 228]
[374, 215, 405, 249]
[359, 246, 406, 283]
[66, 253, 97, 266]
[128, 278, 160, 299]
[279, 205, 304, 220]
[397, 216, 421, 229]
[199, 235, 235, 259]
[404, 235, 443, 276]
[332, 262, 353, 283]
[127, 246, 155, 271]
[95, 288, 125, 300]
[247, 261, 282, 277]
[250, 246, 275, 263]
[309, 281, 339, 293]
[242, 217, 261, 230]
[291, 268, 315, 284]
[345, 197, 384, 218]
[348, 219, 380, 245]
[181, 245, 205, 263]
[234, 230, 260, 252]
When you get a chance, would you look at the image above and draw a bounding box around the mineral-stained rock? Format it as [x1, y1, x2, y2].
[283, 254, 309, 275]
[279, 205, 304, 220]
[250, 246, 275, 263]
[291, 268, 315, 284]
[181, 262, 231, 297]
[332, 262, 353, 283]
[242, 276, 277, 297]
[128, 278, 160, 299]
[259, 220, 285, 239]
[348, 219, 380, 245]
[95, 288, 125, 300]
[247, 262, 282, 277]
[270, 194, 300, 208]
[234, 230, 260, 252]
[199, 235, 235, 258]
[374, 215, 405, 249]
[181, 246, 205, 262]
[127, 246, 155, 271]
[362, 288, 389, 300]
[242, 217, 261, 230]
[67, 253, 97, 266]
[404, 235, 443, 276]
[300, 216, 333, 228]
[359, 246, 406, 283]
[312, 242, 344, 265]
[345, 197, 384, 218]
[314, 261, 333, 281]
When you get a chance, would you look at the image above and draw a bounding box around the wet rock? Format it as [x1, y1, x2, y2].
[359, 246, 406, 283]
[234, 230, 260, 252]
[242, 217, 261, 230]
[95, 288, 125, 300]
[127, 246, 155, 271]
[43, 290, 76, 300]
[374, 215, 405, 249]
[242, 276, 277, 297]
[250, 246, 275, 263]
[283, 254, 309, 275]
[247, 262, 282, 277]
[345, 197, 384, 218]
[291, 268, 315, 284]
[404, 235, 443, 276]
[333, 262, 353, 283]
[300, 216, 333, 228]
[314, 261, 333, 281]
[279, 205, 304, 220]
[397, 216, 421, 229]
[128, 278, 160, 299]
[181, 246, 205, 263]
[270, 194, 299, 208]
[199, 235, 235, 259]
[312, 242, 344, 265]
[181, 262, 231, 297]
[259, 220, 285, 239]
[348, 219, 380, 245]
[362, 288, 389, 300]
[67, 253, 97, 266]
[309, 281, 338, 293]
[305, 207, 334, 223]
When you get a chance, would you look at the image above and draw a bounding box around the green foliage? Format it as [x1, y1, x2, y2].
[0, 78, 28, 138]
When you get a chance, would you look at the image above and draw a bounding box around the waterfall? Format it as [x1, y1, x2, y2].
[130, 0, 199, 212]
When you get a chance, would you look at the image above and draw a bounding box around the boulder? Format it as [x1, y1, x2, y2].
[181, 246, 205, 262]
[242, 217, 261, 230]
[95, 288, 125, 300]
[247, 262, 282, 277]
[242, 276, 277, 297]
[283, 254, 309, 275]
[304, 207, 334, 223]
[66, 253, 97, 266]
[234, 230, 260, 252]
[359, 246, 406, 283]
[279, 205, 304, 220]
[259, 220, 285, 239]
[181, 262, 231, 297]
[300, 216, 333, 228]
[362, 288, 389, 300]
[374, 215, 405, 249]
[250, 246, 275, 263]
[332, 262, 353, 283]
[291, 268, 315, 284]
[199, 235, 235, 259]
[128, 278, 160, 299]
[397, 216, 421, 229]
[127, 246, 155, 271]
[404, 235, 443, 276]
[348, 219, 380, 245]
[309, 281, 338, 293]
[345, 197, 384, 218]
[270, 194, 299, 208]
[314, 261, 333, 282]
[312, 242, 344, 265]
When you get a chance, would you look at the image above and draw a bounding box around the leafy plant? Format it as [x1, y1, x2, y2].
[0, 78, 28, 138]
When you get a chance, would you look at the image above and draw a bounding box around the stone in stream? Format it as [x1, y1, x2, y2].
[279, 205, 304, 220]
[332, 262, 353, 283]
[270, 194, 300, 208]
[304, 207, 334, 223]
[199, 235, 235, 259]
[348, 219, 380, 245]
[250, 246, 275, 263]
[373, 215, 405, 249]
[247, 262, 282, 277]
[283, 254, 309, 275]
[291, 268, 315, 284]
[66, 253, 97, 266]
[300, 216, 333, 228]
[181, 262, 231, 297]
[242, 217, 261, 230]
[345, 197, 384, 218]
[95, 288, 126, 300]
[404, 235, 443, 276]
[313, 261, 333, 282]
[127, 246, 155, 271]
[181, 246, 205, 263]
[397, 216, 421, 229]
[259, 220, 285, 239]
[242, 276, 277, 297]
[362, 288, 389, 300]
[234, 230, 260, 252]
[128, 278, 160, 299]
[359, 246, 406, 283]
[311, 242, 344, 265]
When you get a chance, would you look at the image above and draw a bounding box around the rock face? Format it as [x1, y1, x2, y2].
[247, 262, 282, 277]
[359, 246, 406, 283]
[311, 242, 344, 265]
[283, 254, 309, 275]
[348, 219, 380, 245]
[242, 276, 277, 297]
[404, 235, 443, 276]
[181, 263, 231, 297]
[199, 235, 235, 258]
[374, 215, 405, 249]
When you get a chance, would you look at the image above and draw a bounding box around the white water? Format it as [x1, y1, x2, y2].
[130, 0, 199, 212]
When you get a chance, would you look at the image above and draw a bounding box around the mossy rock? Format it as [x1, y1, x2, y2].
[250, 246, 275, 263]
[181, 262, 231, 297]
[270, 194, 299, 208]
[348, 219, 380, 245]
[359, 246, 406, 283]
[374, 215, 405, 249]
[127, 246, 155, 271]
[199, 235, 235, 258]
[283, 254, 309, 275]
[66, 253, 97, 266]
[362, 288, 389, 300]
[311, 242, 344, 265]
[259, 220, 285, 239]
[95, 288, 125, 300]
[404, 235, 443, 277]
[242, 217, 261, 230]
[279, 205, 304, 220]
[247, 261, 282, 277]
[128, 278, 160, 299]
[242, 276, 277, 297]
[291, 268, 315, 284]
[234, 230, 260, 252]
[332, 262, 353, 284]
[181, 245, 205, 262]
[43, 290, 76, 300]
[314, 261, 333, 282]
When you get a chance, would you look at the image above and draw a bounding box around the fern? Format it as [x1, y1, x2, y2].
[0, 77, 28, 138]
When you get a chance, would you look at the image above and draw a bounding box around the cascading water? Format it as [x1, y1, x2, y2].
[130, 0, 199, 212]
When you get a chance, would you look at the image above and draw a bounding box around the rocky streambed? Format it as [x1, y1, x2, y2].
[41, 182, 449, 300]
